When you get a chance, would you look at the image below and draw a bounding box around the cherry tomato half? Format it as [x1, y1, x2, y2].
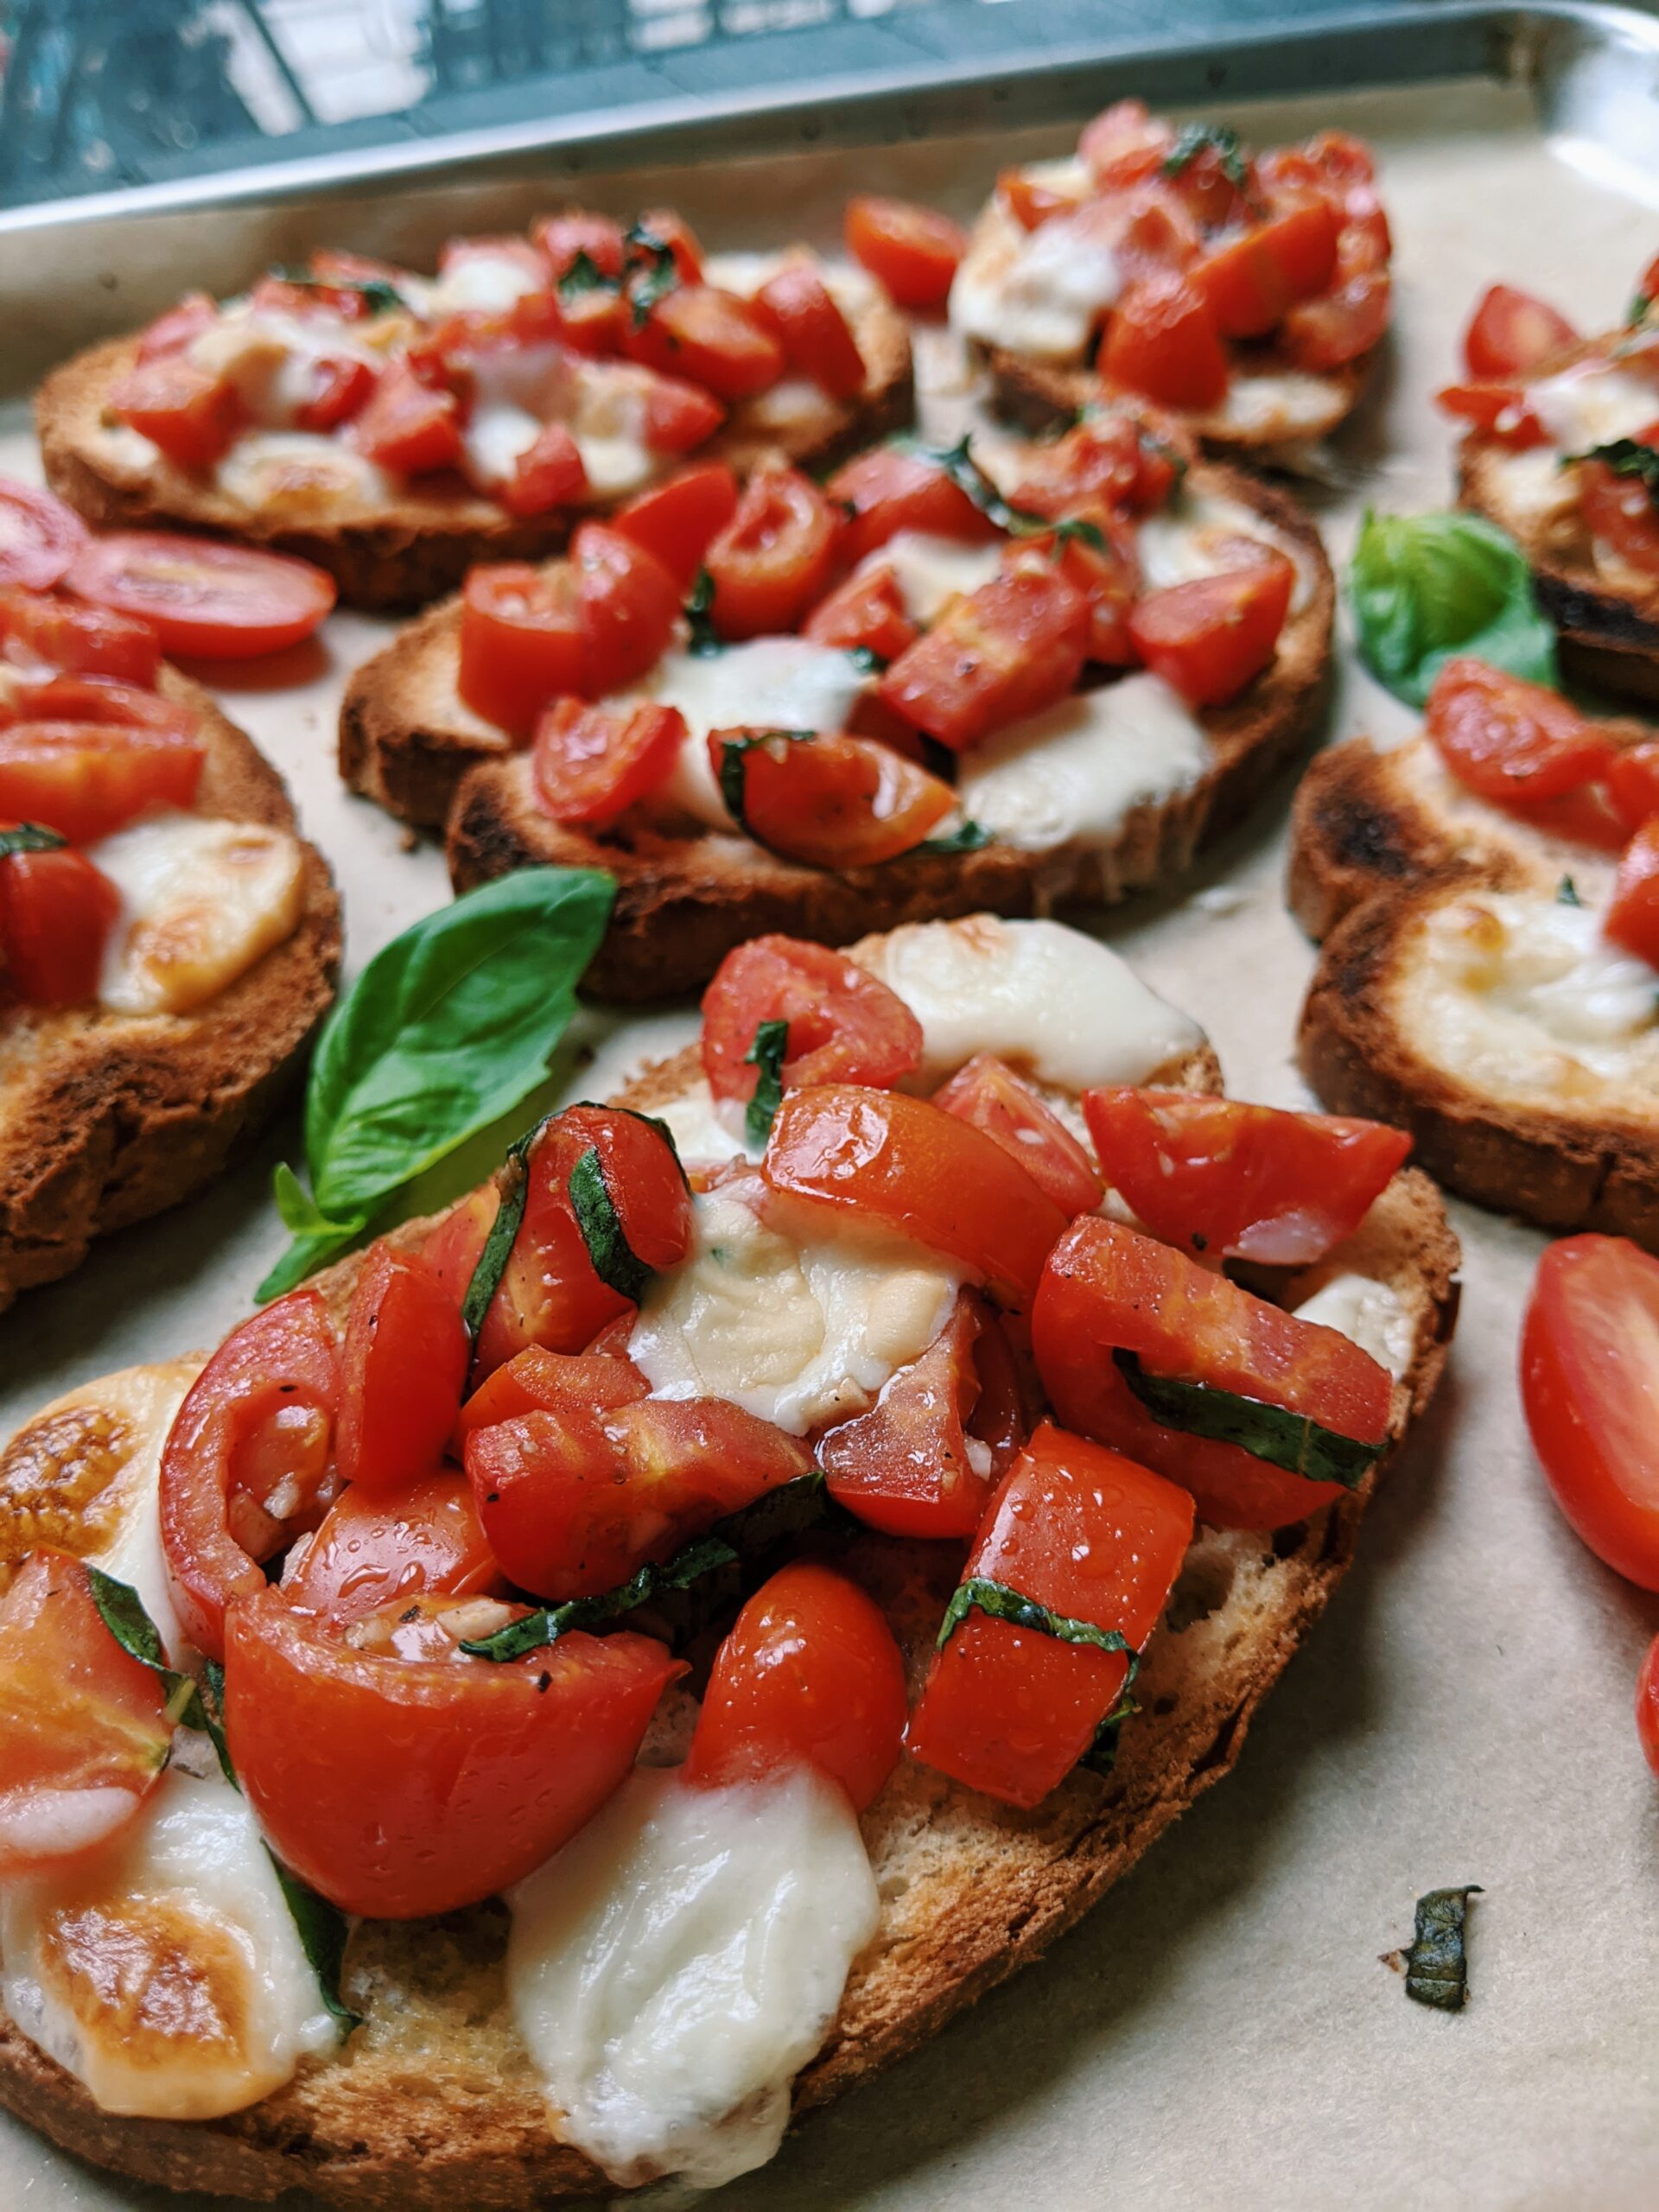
[0, 480, 89, 591]
[1425, 658, 1613, 804]
[0, 588, 160, 686]
[65, 534, 337, 661]
[1100, 276, 1231, 413]
[705, 467, 844, 641]
[933, 1053, 1103, 1218]
[825, 445, 998, 564]
[844, 196, 966, 312]
[0, 841, 119, 1005]
[1464, 283, 1578, 380]
[1605, 819, 1659, 967]
[531, 697, 685, 827]
[281, 1469, 504, 1625]
[0, 721, 204, 844]
[712, 726, 955, 868]
[1127, 550, 1294, 709]
[878, 566, 1088, 752]
[612, 460, 740, 588]
[701, 936, 923, 1109]
[334, 1243, 470, 1494]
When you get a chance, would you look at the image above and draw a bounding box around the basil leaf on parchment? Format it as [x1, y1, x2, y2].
[1348, 509, 1558, 707]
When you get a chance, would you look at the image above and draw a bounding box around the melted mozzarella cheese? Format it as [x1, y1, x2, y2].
[855, 914, 1204, 1090]
[629, 1180, 961, 1435]
[425, 250, 546, 318]
[1135, 490, 1317, 613]
[215, 430, 391, 512]
[950, 204, 1123, 361]
[956, 672, 1211, 853]
[650, 1077, 755, 1173]
[462, 398, 542, 489]
[1528, 360, 1659, 452]
[1, 1770, 337, 2120]
[507, 1766, 877, 2190]
[189, 308, 379, 430]
[628, 641, 871, 829]
[1294, 1273, 1414, 1380]
[1488, 443, 1579, 524]
[88, 810, 306, 1017]
[864, 531, 1005, 625]
[1208, 370, 1344, 438]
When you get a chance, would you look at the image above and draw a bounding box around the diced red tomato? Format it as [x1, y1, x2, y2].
[639, 371, 726, 454]
[1160, 143, 1253, 232]
[532, 210, 627, 282]
[613, 460, 739, 587]
[999, 167, 1080, 232]
[1127, 549, 1294, 708]
[0, 481, 88, 593]
[455, 1345, 646, 1444]
[826, 446, 999, 564]
[531, 696, 683, 827]
[569, 521, 680, 695]
[0, 674, 194, 739]
[1606, 818, 1659, 966]
[1078, 100, 1176, 189]
[1281, 270, 1391, 371]
[625, 284, 785, 402]
[1464, 283, 1578, 379]
[754, 261, 866, 400]
[711, 726, 955, 868]
[467, 1392, 812, 1599]
[765, 1084, 1068, 1311]
[281, 1470, 503, 1625]
[158, 1290, 340, 1661]
[879, 566, 1088, 751]
[683, 1562, 907, 1809]
[1424, 658, 1615, 804]
[1581, 445, 1659, 578]
[137, 292, 219, 361]
[0, 589, 160, 686]
[474, 1104, 693, 1382]
[0, 701, 203, 843]
[64, 535, 336, 662]
[1105, 185, 1204, 286]
[819, 1294, 993, 1538]
[633, 209, 704, 284]
[1006, 513, 1140, 666]
[1195, 201, 1340, 339]
[1521, 1234, 1659, 1588]
[1032, 1217, 1394, 1529]
[844, 196, 965, 312]
[1436, 379, 1546, 446]
[932, 1053, 1103, 1217]
[499, 423, 588, 518]
[547, 283, 626, 358]
[701, 936, 923, 1109]
[906, 1419, 1193, 1808]
[0, 1550, 179, 1875]
[705, 467, 844, 640]
[353, 362, 464, 475]
[802, 563, 919, 661]
[0, 840, 119, 1004]
[1008, 415, 1183, 522]
[292, 355, 379, 435]
[1100, 276, 1230, 412]
[420, 1185, 499, 1311]
[1606, 741, 1659, 836]
[458, 562, 584, 735]
[1082, 1089, 1409, 1264]
[109, 356, 245, 473]
[224, 1587, 678, 1917]
[334, 1244, 469, 1495]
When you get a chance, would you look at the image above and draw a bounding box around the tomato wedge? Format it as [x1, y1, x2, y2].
[825, 446, 998, 563]
[1605, 818, 1659, 967]
[109, 356, 246, 473]
[158, 1290, 341, 1661]
[932, 1052, 1104, 1217]
[1281, 270, 1391, 371]
[819, 1293, 992, 1538]
[1194, 203, 1340, 340]
[455, 1345, 646, 1444]
[0, 839, 119, 1004]
[224, 1586, 679, 1918]
[1007, 516, 1140, 666]
[1425, 658, 1614, 804]
[1521, 1235, 1659, 1588]
[705, 467, 844, 640]
[499, 423, 588, 518]
[569, 521, 680, 696]
[532, 697, 685, 826]
[1079, 100, 1176, 188]
[458, 561, 583, 735]
[1100, 276, 1230, 412]
[844, 197, 965, 312]
[281, 1470, 504, 1625]
[624, 284, 785, 401]
[1127, 550, 1294, 708]
[1033, 1218, 1394, 1529]
[1008, 416, 1181, 522]
[755, 261, 867, 400]
[65, 535, 336, 661]
[1435, 379, 1546, 445]
[0, 588, 160, 686]
[612, 460, 740, 588]
[906, 1420, 1193, 1808]
[1581, 447, 1659, 579]
[1607, 741, 1659, 837]
[764, 1084, 1068, 1311]
[353, 362, 464, 474]
[1, 673, 196, 739]
[1464, 283, 1578, 379]
[802, 564, 919, 661]
[701, 936, 923, 1110]
[878, 566, 1089, 751]
[334, 1244, 469, 1494]
[0, 722, 204, 844]
[683, 1562, 907, 1810]
[0, 1550, 180, 1875]
[0, 480, 88, 592]
[711, 726, 955, 868]
[1082, 1090, 1409, 1264]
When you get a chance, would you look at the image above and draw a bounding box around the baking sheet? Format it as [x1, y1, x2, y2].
[3, 64, 1659, 2212]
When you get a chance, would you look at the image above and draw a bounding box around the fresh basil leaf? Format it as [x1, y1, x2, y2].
[568, 1144, 651, 1302]
[918, 819, 990, 855]
[1113, 1349, 1384, 1489]
[683, 565, 722, 657]
[0, 823, 67, 859]
[625, 225, 680, 327]
[259, 869, 614, 1301]
[559, 249, 617, 302]
[197, 1657, 236, 1787]
[458, 1135, 534, 1340]
[1632, 292, 1653, 327]
[715, 728, 815, 830]
[745, 1017, 789, 1147]
[937, 1574, 1137, 1660]
[1568, 436, 1659, 505]
[1160, 120, 1249, 190]
[1347, 509, 1559, 707]
[1557, 874, 1583, 906]
[1402, 1885, 1482, 2012]
[84, 1565, 231, 1769]
[264, 1851, 360, 2034]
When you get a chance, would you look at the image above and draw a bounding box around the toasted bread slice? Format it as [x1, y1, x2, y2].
[0, 930, 1459, 2204]
[35, 275, 912, 615]
[988, 346, 1370, 462]
[1291, 725, 1659, 1243]
[0, 679, 340, 1312]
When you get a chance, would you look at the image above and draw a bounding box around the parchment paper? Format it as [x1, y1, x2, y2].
[3, 76, 1657, 2212]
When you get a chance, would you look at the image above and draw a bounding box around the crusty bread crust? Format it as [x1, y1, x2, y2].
[0, 976, 1459, 2205]
[986, 346, 1370, 459]
[0, 678, 340, 1312]
[35, 288, 913, 614]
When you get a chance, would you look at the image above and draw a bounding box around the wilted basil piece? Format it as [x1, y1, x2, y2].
[1402, 1884, 1483, 2011]
[744, 1017, 789, 1147]
[1160, 120, 1249, 190]
[0, 823, 67, 859]
[568, 1145, 652, 1303]
[1113, 1350, 1383, 1489]
[265, 1850, 361, 2034]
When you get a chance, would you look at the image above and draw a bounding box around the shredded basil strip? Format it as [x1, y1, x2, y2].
[85, 1564, 219, 1745]
[745, 1017, 789, 1147]
[270, 265, 406, 316]
[919, 820, 990, 855]
[889, 434, 1104, 551]
[937, 1576, 1136, 1662]
[459, 1135, 534, 1341]
[716, 728, 815, 828]
[625, 225, 680, 327]
[1160, 120, 1249, 190]
[1557, 874, 1583, 907]
[1403, 1885, 1482, 2012]
[568, 1145, 652, 1303]
[264, 1852, 361, 2033]
[1113, 1349, 1383, 1490]
[0, 823, 67, 859]
[1078, 1688, 1141, 1777]
[558, 250, 617, 302]
[683, 565, 722, 656]
[1569, 436, 1659, 506]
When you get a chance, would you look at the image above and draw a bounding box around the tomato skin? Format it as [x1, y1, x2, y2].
[934, 1053, 1103, 1217]
[684, 1562, 907, 1810]
[1425, 657, 1614, 804]
[353, 362, 464, 474]
[1581, 449, 1659, 578]
[1520, 1236, 1659, 1589]
[0, 843, 118, 1005]
[1127, 550, 1294, 708]
[281, 1469, 504, 1625]
[701, 936, 922, 1109]
[613, 460, 740, 588]
[0, 588, 160, 686]
[754, 262, 866, 401]
[159, 1290, 340, 1661]
[1195, 201, 1340, 339]
[1435, 378, 1545, 445]
[137, 292, 219, 360]
[819, 1294, 992, 1538]
[878, 567, 1089, 752]
[532, 697, 685, 826]
[1605, 819, 1659, 967]
[334, 1245, 469, 1495]
[499, 423, 588, 518]
[1006, 514, 1140, 666]
[458, 562, 584, 735]
[705, 467, 844, 641]
[639, 371, 726, 455]
[712, 726, 956, 868]
[0, 722, 204, 844]
[0, 480, 89, 592]
[110, 356, 245, 473]
[0, 1549, 177, 1875]
[802, 563, 919, 661]
[455, 1345, 647, 1444]
[531, 211, 627, 282]
[64, 535, 336, 661]
[1281, 270, 1391, 371]
[1464, 283, 1578, 379]
[224, 1587, 679, 1918]
[906, 1420, 1194, 1808]
[1637, 1631, 1659, 1777]
[1082, 1090, 1409, 1264]
[1079, 100, 1175, 188]
[1101, 276, 1230, 412]
[764, 1084, 1068, 1311]
[569, 522, 680, 695]
[635, 208, 704, 284]
[1606, 741, 1659, 836]
[625, 284, 785, 402]
[1008, 415, 1183, 522]
[2, 672, 195, 740]
[844, 196, 965, 312]
[1032, 1218, 1394, 1529]
[825, 447, 998, 563]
